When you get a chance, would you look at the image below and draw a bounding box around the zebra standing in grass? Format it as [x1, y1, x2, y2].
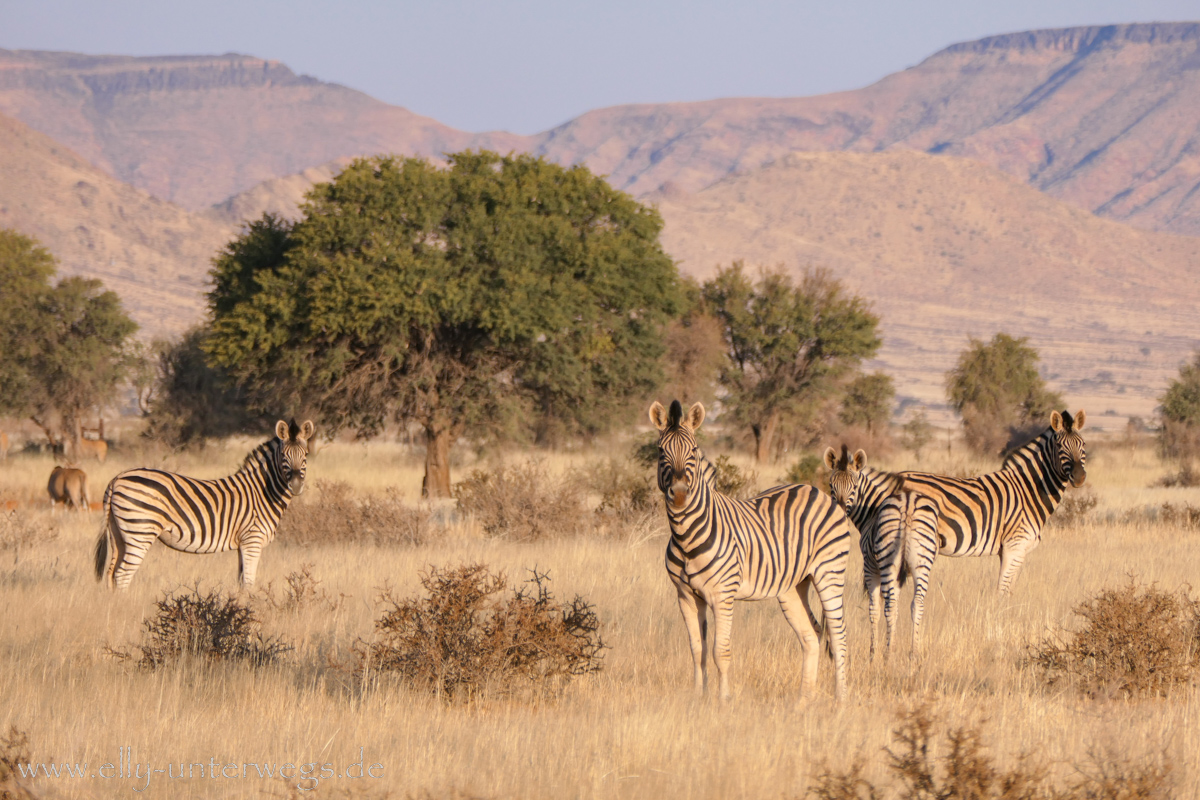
[899, 409, 1088, 596]
[825, 445, 940, 660]
[95, 420, 314, 590]
[652, 400, 851, 702]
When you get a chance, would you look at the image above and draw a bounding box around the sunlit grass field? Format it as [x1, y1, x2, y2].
[0, 431, 1197, 798]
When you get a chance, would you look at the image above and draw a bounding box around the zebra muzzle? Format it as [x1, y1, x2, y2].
[1069, 466, 1086, 488]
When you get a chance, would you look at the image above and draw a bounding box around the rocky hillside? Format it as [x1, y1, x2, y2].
[0, 50, 528, 210]
[0, 112, 233, 336]
[5, 24, 1200, 234]
[653, 150, 1200, 427]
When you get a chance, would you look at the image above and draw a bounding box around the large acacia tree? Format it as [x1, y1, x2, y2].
[205, 152, 680, 496]
[702, 262, 880, 462]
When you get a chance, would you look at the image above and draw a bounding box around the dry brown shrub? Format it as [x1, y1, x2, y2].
[107, 584, 292, 670]
[355, 564, 604, 701]
[589, 458, 663, 541]
[0, 726, 35, 800]
[1049, 488, 1098, 529]
[803, 701, 1175, 800]
[1027, 579, 1200, 698]
[453, 461, 583, 540]
[1156, 502, 1200, 530]
[0, 510, 57, 553]
[257, 565, 341, 614]
[1151, 462, 1200, 488]
[277, 480, 432, 547]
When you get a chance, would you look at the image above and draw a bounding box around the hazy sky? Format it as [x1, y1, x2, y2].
[3, 0, 1197, 134]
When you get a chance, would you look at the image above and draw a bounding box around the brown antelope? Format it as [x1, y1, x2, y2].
[75, 437, 108, 463]
[49, 466, 90, 512]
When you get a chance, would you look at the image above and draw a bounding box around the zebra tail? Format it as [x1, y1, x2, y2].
[93, 484, 114, 585]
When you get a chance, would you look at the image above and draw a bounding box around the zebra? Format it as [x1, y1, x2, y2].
[94, 419, 314, 591]
[899, 409, 1087, 596]
[651, 400, 851, 702]
[824, 445, 939, 660]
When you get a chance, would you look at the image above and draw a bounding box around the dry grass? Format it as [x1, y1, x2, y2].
[0, 435, 1196, 798]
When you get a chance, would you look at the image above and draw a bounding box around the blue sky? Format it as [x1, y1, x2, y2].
[3, 0, 1197, 134]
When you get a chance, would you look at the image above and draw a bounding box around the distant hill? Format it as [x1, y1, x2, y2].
[0, 112, 233, 336]
[0, 50, 529, 210]
[653, 150, 1200, 426]
[5, 24, 1200, 234]
[534, 23, 1200, 235]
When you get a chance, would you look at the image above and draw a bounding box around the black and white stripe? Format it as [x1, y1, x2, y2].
[824, 445, 940, 660]
[94, 420, 314, 590]
[900, 409, 1087, 596]
[652, 400, 851, 701]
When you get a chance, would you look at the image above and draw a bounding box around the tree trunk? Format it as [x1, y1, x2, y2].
[422, 425, 453, 499]
[752, 412, 779, 464]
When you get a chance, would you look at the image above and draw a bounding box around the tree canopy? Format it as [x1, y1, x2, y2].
[840, 371, 895, 435]
[701, 262, 881, 462]
[945, 333, 1063, 455]
[205, 151, 681, 495]
[1159, 351, 1200, 461]
[0, 228, 139, 450]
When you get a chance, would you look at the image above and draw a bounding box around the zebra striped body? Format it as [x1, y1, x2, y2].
[900, 409, 1087, 595]
[825, 445, 939, 660]
[652, 400, 851, 702]
[94, 420, 314, 590]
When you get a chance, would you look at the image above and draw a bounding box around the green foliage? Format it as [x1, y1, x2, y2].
[702, 262, 880, 461]
[0, 229, 138, 443]
[840, 372, 895, 434]
[902, 411, 934, 460]
[142, 327, 264, 448]
[205, 152, 680, 494]
[945, 333, 1063, 456]
[1159, 352, 1200, 461]
[786, 453, 824, 486]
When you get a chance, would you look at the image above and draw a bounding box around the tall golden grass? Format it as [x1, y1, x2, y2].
[0, 435, 1196, 798]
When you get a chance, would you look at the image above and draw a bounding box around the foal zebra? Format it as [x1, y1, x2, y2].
[652, 400, 851, 701]
[900, 409, 1087, 596]
[824, 446, 940, 660]
[94, 420, 314, 590]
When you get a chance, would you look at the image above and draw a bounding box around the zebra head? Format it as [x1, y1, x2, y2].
[824, 444, 867, 515]
[649, 400, 706, 510]
[1049, 410, 1087, 488]
[274, 419, 315, 495]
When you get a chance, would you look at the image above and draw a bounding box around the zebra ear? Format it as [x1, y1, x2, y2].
[853, 449, 867, 471]
[648, 402, 669, 431]
[299, 420, 315, 442]
[823, 447, 837, 470]
[1074, 410, 1086, 431]
[1050, 411, 1063, 432]
[686, 402, 705, 430]
[275, 420, 290, 441]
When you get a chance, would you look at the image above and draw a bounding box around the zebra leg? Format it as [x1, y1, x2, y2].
[865, 563, 882, 662]
[711, 595, 736, 702]
[675, 588, 709, 694]
[109, 532, 156, 590]
[996, 534, 1038, 595]
[810, 573, 849, 702]
[908, 549, 934, 658]
[237, 532, 267, 590]
[880, 567, 900, 663]
[779, 582, 822, 701]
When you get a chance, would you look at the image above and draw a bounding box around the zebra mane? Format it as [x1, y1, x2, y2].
[1001, 425, 1053, 470]
[239, 437, 280, 474]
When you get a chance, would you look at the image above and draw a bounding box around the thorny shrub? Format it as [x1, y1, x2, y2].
[256, 565, 341, 614]
[1048, 488, 1098, 528]
[277, 480, 432, 547]
[1027, 579, 1200, 699]
[107, 584, 292, 670]
[805, 701, 1175, 800]
[454, 461, 583, 540]
[0, 726, 34, 800]
[355, 564, 604, 701]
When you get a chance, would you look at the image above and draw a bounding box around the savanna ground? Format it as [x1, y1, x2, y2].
[0, 429, 1197, 799]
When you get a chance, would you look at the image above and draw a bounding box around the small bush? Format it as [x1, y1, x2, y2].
[0, 726, 35, 800]
[803, 701, 1175, 800]
[277, 480, 432, 547]
[454, 461, 583, 540]
[108, 584, 292, 670]
[257, 565, 340, 613]
[1050, 488, 1098, 528]
[0, 510, 57, 553]
[787, 454, 824, 486]
[712, 455, 757, 499]
[1156, 502, 1200, 530]
[1027, 579, 1200, 698]
[1152, 462, 1200, 488]
[355, 564, 604, 701]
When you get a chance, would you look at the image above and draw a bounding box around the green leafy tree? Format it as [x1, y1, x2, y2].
[206, 152, 680, 496]
[658, 277, 726, 408]
[702, 262, 881, 463]
[0, 229, 138, 451]
[902, 410, 934, 461]
[945, 333, 1063, 455]
[840, 371, 895, 434]
[1159, 352, 1200, 461]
